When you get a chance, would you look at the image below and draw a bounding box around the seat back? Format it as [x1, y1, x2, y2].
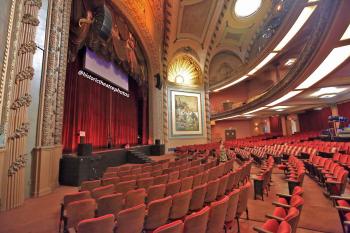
[236, 181, 251, 217]
[97, 193, 124, 217]
[120, 175, 136, 182]
[201, 171, 209, 184]
[206, 196, 229, 233]
[205, 179, 219, 203]
[137, 177, 154, 190]
[217, 174, 229, 197]
[189, 183, 207, 211]
[290, 195, 304, 211]
[168, 171, 180, 182]
[192, 173, 203, 188]
[291, 186, 304, 196]
[184, 206, 209, 233]
[225, 189, 240, 222]
[91, 184, 115, 200]
[170, 190, 192, 220]
[115, 204, 146, 233]
[145, 196, 172, 230]
[66, 199, 96, 229]
[284, 207, 300, 233]
[124, 188, 146, 209]
[153, 220, 184, 233]
[63, 191, 91, 207]
[261, 219, 280, 233]
[102, 172, 118, 179]
[101, 177, 120, 187]
[77, 214, 114, 233]
[154, 174, 169, 185]
[181, 176, 194, 192]
[166, 180, 181, 197]
[147, 184, 166, 203]
[115, 180, 136, 196]
[277, 221, 292, 233]
[80, 180, 101, 192]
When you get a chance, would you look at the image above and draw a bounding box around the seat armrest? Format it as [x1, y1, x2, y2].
[252, 226, 274, 233]
[272, 201, 291, 208]
[276, 193, 292, 198]
[336, 206, 350, 212]
[330, 196, 350, 201]
[265, 214, 284, 222]
[326, 181, 341, 185]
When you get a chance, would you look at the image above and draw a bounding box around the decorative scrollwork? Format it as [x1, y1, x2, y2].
[8, 122, 30, 140]
[8, 154, 27, 176]
[22, 13, 40, 26]
[18, 41, 37, 55]
[15, 66, 34, 83]
[25, 0, 42, 8]
[11, 94, 32, 110]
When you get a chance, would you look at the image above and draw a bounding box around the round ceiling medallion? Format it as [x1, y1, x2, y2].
[234, 0, 262, 18]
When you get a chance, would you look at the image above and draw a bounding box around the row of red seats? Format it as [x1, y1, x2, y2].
[59, 159, 252, 232]
[253, 156, 274, 200]
[253, 186, 305, 233]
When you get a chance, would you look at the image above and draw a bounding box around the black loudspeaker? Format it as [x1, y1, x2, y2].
[77, 143, 93, 156]
[155, 139, 160, 145]
[155, 73, 162, 90]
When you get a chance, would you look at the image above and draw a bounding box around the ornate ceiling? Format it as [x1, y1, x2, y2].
[163, 0, 296, 87]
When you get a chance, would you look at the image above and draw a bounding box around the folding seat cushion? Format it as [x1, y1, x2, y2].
[120, 174, 137, 182]
[97, 193, 124, 217]
[192, 173, 203, 188]
[253, 219, 291, 233]
[64, 199, 96, 230]
[153, 220, 184, 233]
[205, 179, 219, 203]
[91, 184, 115, 199]
[168, 171, 180, 182]
[115, 180, 136, 196]
[180, 176, 194, 192]
[165, 180, 181, 197]
[183, 206, 210, 233]
[124, 188, 146, 209]
[206, 196, 229, 233]
[147, 184, 166, 203]
[137, 177, 154, 190]
[103, 172, 118, 179]
[170, 190, 192, 220]
[189, 183, 207, 211]
[154, 174, 169, 185]
[217, 174, 229, 198]
[80, 180, 101, 192]
[144, 196, 172, 231]
[77, 214, 115, 233]
[101, 177, 120, 187]
[275, 195, 304, 212]
[115, 204, 146, 233]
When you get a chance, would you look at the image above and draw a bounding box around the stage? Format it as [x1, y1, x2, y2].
[59, 144, 165, 186]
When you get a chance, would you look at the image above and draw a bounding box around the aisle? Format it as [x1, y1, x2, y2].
[240, 166, 343, 233]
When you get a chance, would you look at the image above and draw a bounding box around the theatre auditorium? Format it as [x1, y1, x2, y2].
[1, 0, 350, 232]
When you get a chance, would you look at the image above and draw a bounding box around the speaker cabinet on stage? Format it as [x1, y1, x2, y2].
[77, 143, 92, 157]
[151, 144, 165, 156]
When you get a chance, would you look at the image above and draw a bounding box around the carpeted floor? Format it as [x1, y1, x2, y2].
[0, 160, 344, 233]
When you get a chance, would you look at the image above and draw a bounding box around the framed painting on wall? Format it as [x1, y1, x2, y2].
[170, 90, 203, 136]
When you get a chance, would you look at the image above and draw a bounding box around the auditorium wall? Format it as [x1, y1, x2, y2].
[211, 120, 253, 141]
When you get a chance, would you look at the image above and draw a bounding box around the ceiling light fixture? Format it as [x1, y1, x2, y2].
[284, 58, 297, 66]
[216, 115, 240, 121]
[275, 109, 285, 112]
[310, 87, 347, 97]
[319, 94, 336, 99]
[274, 5, 317, 52]
[234, 0, 262, 18]
[243, 107, 268, 115]
[266, 91, 303, 106]
[248, 53, 278, 75]
[296, 45, 350, 89]
[213, 75, 249, 92]
[270, 105, 292, 110]
[341, 24, 350, 41]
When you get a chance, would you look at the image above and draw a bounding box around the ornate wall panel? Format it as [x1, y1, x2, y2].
[1, 0, 41, 210]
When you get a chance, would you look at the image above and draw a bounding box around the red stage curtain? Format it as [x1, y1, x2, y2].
[298, 107, 332, 132]
[62, 56, 146, 153]
[338, 101, 350, 122]
[269, 116, 282, 134]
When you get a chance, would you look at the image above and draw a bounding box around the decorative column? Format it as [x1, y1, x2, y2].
[3, 0, 41, 210]
[32, 0, 72, 197]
